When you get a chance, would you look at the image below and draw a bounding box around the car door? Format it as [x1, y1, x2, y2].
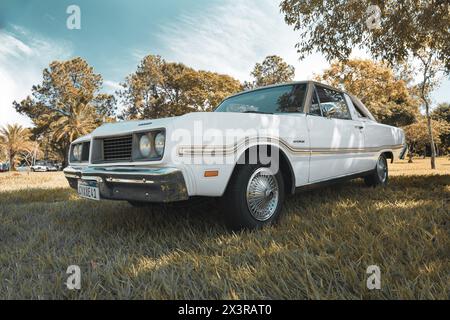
[306, 85, 365, 182]
[344, 94, 376, 172]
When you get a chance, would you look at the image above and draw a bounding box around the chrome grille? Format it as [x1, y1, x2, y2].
[103, 135, 133, 162]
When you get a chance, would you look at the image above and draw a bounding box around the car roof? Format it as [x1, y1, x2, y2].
[222, 80, 376, 121]
[225, 80, 345, 100]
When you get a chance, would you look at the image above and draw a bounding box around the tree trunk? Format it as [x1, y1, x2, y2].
[425, 101, 437, 169]
[62, 144, 70, 168]
[418, 54, 437, 170]
[8, 154, 14, 171]
[408, 146, 413, 163]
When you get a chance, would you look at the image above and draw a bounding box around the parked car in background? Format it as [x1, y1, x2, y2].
[0, 163, 9, 172]
[16, 165, 30, 172]
[64, 81, 406, 230]
[31, 161, 58, 172]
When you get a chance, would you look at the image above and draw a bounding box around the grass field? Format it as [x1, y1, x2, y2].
[0, 158, 449, 299]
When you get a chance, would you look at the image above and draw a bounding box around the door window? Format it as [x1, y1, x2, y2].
[315, 86, 352, 120]
[309, 89, 322, 116]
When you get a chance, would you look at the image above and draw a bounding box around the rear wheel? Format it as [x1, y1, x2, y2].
[364, 154, 389, 187]
[221, 164, 285, 230]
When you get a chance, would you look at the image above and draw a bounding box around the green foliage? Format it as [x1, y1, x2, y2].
[432, 103, 450, 123]
[280, 0, 450, 71]
[118, 55, 242, 120]
[432, 103, 450, 153]
[0, 124, 33, 170]
[317, 59, 420, 127]
[403, 117, 449, 156]
[13, 57, 116, 165]
[246, 55, 295, 89]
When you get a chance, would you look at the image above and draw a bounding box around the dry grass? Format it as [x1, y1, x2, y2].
[0, 158, 449, 299]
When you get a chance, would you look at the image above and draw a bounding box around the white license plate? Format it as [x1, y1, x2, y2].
[78, 181, 100, 201]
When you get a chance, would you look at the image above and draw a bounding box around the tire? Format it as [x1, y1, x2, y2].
[364, 154, 389, 187]
[221, 164, 285, 230]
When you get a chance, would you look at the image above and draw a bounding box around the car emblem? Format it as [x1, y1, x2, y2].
[138, 122, 153, 126]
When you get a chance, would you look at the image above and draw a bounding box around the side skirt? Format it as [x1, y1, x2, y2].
[294, 170, 374, 193]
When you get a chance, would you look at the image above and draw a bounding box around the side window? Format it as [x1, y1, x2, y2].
[309, 89, 322, 116]
[316, 86, 352, 120]
[277, 84, 307, 113]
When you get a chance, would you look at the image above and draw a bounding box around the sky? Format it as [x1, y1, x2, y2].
[1, 0, 449, 127]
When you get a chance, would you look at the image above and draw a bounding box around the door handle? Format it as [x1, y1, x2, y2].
[355, 125, 364, 130]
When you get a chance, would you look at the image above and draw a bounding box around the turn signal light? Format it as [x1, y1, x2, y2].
[204, 170, 219, 177]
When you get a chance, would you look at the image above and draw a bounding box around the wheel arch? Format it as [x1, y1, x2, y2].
[228, 144, 296, 195]
[381, 151, 394, 163]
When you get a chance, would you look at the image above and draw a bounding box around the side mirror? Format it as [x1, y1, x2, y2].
[323, 104, 337, 118]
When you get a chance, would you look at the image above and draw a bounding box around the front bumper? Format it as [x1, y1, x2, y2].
[64, 166, 189, 203]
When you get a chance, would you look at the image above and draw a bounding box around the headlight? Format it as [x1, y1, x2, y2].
[139, 134, 152, 158]
[73, 144, 81, 161]
[154, 132, 165, 156]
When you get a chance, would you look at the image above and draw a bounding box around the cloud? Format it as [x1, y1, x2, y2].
[0, 26, 72, 128]
[103, 80, 122, 92]
[157, 0, 329, 82]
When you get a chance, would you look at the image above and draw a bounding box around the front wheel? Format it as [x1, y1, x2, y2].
[221, 164, 285, 230]
[364, 154, 389, 187]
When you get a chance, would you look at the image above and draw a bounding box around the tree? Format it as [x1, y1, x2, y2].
[14, 57, 116, 166]
[280, 0, 450, 169]
[414, 48, 447, 168]
[317, 59, 420, 127]
[246, 55, 295, 89]
[432, 103, 450, 154]
[0, 124, 33, 170]
[119, 55, 242, 120]
[40, 102, 99, 147]
[18, 141, 42, 167]
[404, 117, 449, 162]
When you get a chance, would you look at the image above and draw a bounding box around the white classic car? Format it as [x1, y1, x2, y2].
[64, 81, 407, 229]
[31, 161, 58, 172]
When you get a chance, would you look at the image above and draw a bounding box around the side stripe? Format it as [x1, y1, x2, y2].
[177, 137, 404, 157]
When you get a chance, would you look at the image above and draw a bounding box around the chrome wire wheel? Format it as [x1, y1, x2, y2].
[376, 156, 388, 183]
[246, 167, 279, 221]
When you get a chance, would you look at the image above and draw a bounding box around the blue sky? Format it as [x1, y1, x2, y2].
[1, 0, 449, 127]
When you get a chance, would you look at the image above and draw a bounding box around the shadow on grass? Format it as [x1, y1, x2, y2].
[1, 174, 449, 234]
[0, 174, 449, 299]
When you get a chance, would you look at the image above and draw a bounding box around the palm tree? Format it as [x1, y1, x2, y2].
[50, 103, 99, 143]
[39, 102, 99, 165]
[0, 124, 33, 170]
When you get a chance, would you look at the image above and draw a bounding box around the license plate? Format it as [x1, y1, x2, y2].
[78, 181, 100, 201]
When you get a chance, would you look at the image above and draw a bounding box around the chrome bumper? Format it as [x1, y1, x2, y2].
[64, 166, 189, 203]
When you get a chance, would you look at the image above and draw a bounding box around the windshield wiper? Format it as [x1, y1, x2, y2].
[242, 111, 274, 115]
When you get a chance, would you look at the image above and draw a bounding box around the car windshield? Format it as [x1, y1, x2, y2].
[215, 84, 307, 114]
[36, 161, 46, 165]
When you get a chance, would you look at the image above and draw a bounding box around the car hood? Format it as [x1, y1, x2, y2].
[76, 111, 287, 141]
[90, 116, 179, 137]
